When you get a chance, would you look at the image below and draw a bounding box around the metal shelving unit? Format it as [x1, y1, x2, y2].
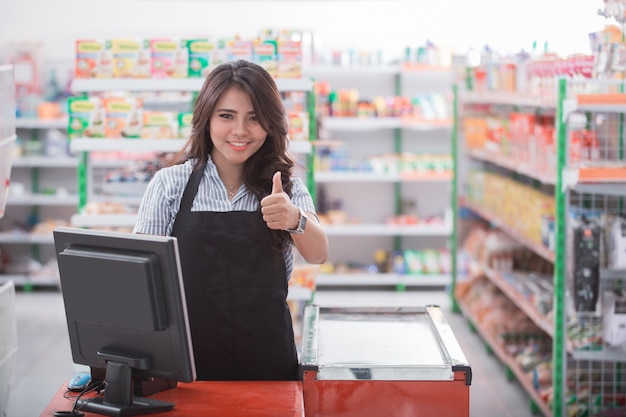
[309, 65, 455, 288]
[454, 79, 626, 416]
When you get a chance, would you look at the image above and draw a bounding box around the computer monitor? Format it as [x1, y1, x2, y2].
[53, 227, 196, 417]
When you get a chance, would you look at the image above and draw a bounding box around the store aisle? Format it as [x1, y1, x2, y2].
[7, 288, 537, 417]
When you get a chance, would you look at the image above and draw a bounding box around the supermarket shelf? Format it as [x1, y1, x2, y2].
[458, 299, 551, 417]
[15, 117, 68, 129]
[0, 274, 59, 288]
[463, 200, 555, 263]
[12, 156, 78, 168]
[305, 65, 402, 76]
[0, 232, 55, 244]
[467, 149, 555, 185]
[572, 348, 626, 362]
[314, 171, 452, 183]
[472, 260, 555, 338]
[69, 138, 312, 155]
[288, 140, 313, 154]
[70, 213, 137, 228]
[316, 272, 450, 287]
[305, 64, 451, 76]
[89, 195, 143, 206]
[286, 285, 313, 301]
[324, 117, 402, 130]
[459, 90, 556, 108]
[563, 166, 626, 194]
[71, 77, 313, 93]
[6, 194, 78, 206]
[323, 116, 452, 131]
[322, 223, 452, 236]
[70, 138, 186, 153]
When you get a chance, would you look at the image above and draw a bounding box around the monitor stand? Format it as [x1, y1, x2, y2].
[79, 359, 174, 417]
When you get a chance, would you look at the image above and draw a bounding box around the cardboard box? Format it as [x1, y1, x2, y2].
[111, 38, 151, 78]
[67, 96, 105, 139]
[150, 38, 188, 78]
[75, 39, 113, 79]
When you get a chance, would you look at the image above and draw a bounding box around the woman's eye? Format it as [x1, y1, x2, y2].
[219, 113, 233, 119]
[249, 116, 258, 122]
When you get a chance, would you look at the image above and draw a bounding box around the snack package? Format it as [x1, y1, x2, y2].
[254, 39, 278, 77]
[75, 39, 113, 79]
[287, 111, 309, 141]
[150, 38, 188, 78]
[141, 111, 178, 139]
[111, 38, 151, 78]
[103, 97, 143, 138]
[187, 38, 226, 77]
[178, 112, 193, 139]
[67, 96, 105, 139]
[227, 39, 253, 63]
[278, 40, 302, 78]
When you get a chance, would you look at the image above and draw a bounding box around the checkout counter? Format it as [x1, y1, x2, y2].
[41, 305, 471, 417]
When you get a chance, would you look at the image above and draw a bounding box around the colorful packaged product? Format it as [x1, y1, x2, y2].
[102, 97, 143, 138]
[227, 39, 253, 63]
[141, 111, 178, 139]
[67, 96, 105, 139]
[187, 39, 226, 77]
[178, 112, 193, 139]
[150, 38, 188, 78]
[278, 40, 302, 78]
[287, 111, 309, 141]
[111, 38, 151, 78]
[254, 39, 278, 77]
[75, 40, 113, 79]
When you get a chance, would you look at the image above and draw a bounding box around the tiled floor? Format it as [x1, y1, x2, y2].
[5, 288, 537, 417]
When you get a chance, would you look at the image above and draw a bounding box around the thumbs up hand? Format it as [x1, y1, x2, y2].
[261, 171, 298, 230]
[271, 171, 283, 194]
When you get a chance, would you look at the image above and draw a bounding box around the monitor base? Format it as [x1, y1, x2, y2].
[76, 397, 174, 417]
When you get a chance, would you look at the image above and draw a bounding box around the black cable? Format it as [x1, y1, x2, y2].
[54, 380, 106, 417]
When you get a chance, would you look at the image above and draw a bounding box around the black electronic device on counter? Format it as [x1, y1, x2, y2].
[53, 227, 196, 417]
[572, 218, 602, 313]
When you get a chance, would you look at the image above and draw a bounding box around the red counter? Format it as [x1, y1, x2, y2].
[41, 381, 305, 417]
[299, 305, 472, 417]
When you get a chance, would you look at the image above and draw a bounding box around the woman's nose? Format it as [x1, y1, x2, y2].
[232, 119, 248, 135]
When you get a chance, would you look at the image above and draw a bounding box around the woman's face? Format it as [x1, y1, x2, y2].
[209, 86, 268, 169]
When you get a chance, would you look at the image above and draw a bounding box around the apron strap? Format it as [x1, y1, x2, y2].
[178, 161, 206, 215]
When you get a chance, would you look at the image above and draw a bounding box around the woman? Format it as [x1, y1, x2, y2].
[134, 59, 328, 381]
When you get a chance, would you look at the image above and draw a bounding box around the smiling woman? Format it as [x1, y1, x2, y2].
[133, 59, 328, 381]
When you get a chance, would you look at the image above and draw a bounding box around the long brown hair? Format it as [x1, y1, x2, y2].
[169, 59, 296, 254]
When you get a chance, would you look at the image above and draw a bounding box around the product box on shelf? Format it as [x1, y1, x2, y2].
[277, 40, 302, 78]
[186, 38, 225, 78]
[141, 111, 178, 139]
[227, 39, 254, 64]
[287, 111, 309, 141]
[75, 39, 113, 79]
[102, 97, 143, 138]
[67, 96, 105, 139]
[254, 39, 278, 77]
[178, 112, 193, 139]
[150, 38, 188, 78]
[110, 38, 151, 78]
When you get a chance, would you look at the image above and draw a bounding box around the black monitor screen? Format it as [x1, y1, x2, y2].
[53, 227, 196, 416]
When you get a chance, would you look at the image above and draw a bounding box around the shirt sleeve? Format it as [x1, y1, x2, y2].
[133, 170, 174, 236]
[290, 177, 316, 214]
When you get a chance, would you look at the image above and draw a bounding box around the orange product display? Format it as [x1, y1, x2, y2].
[41, 381, 305, 417]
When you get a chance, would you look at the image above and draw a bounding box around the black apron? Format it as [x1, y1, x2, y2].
[171, 164, 298, 381]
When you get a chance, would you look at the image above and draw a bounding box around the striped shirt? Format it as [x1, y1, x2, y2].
[133, 155, 316, 280]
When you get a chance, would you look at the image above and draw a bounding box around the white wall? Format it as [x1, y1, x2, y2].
[1, 0, 607, 64]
